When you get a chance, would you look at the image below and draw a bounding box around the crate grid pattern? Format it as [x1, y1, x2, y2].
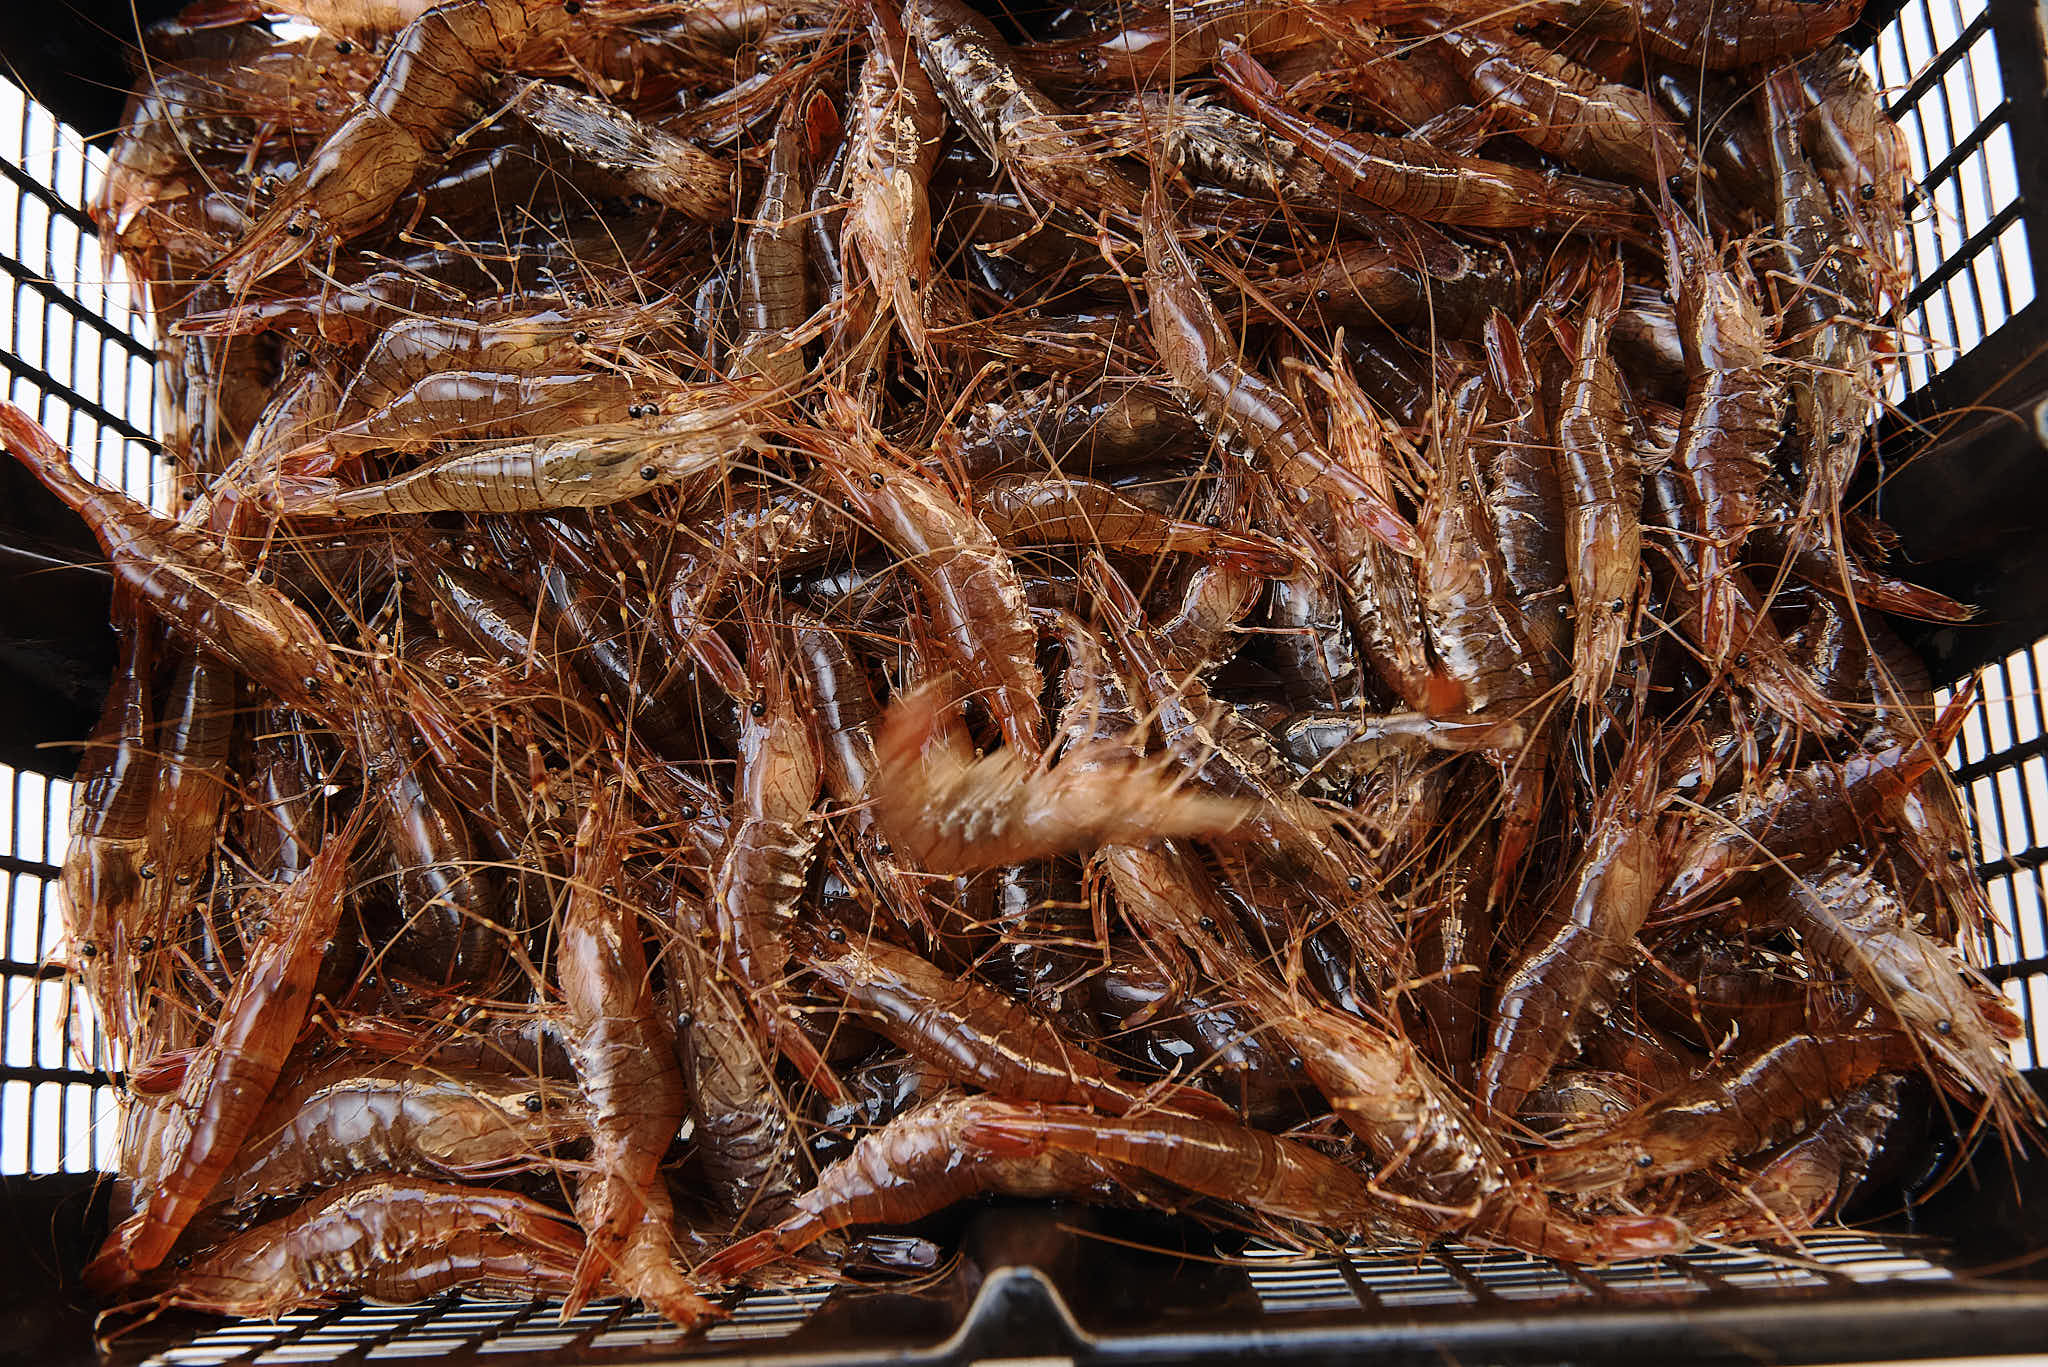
[0, 2, 2035, 1359]
[1863, 0, 2037, 396]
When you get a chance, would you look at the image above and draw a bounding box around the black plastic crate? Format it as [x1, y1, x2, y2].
[2, 2, 2047, 1364]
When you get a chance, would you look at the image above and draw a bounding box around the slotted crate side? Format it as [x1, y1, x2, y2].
[0, 0, 2043, 1362]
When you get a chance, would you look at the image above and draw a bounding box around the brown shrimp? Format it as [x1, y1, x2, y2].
[285, 385, 768, 516]
[1217, 45, 1640, 232]
[1478, 731, 1663, 1122]
[733, 94, 813, 388]
[709, 613, 847, 1104]
[224, 0, 588, 287]
[86, 809, 368, 1288]
[905, 0, 1142, 217]
[869, 677, 1256, 875]
[696, 1093, 1135, 1283]
[801, 400, 1046, 752]
[120, 1177, 586, 1322]
[559, 783, 718, 1326]
[214, 1063, 587, 1209]
[847, 3, 945, 360]
[1691, 1075, 1903, 1241]
[1770, 863, 2043, 1141]
[1554, 259, 1640, 705]
[1143, 191, 1416, 556]
[514, 79, 730, 219]
[797, 924, 1232, 1120]
[977, 474, 1289, 570]
[1, 403, 344, 714]
[1439, 29, 1696, 189]
[1636, 0, 1865, 70]
[1537, 1030, 1916, 1195]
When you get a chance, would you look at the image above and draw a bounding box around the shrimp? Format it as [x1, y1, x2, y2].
[697, 1093, 1138, 1283]
[137, 653, 235, 945]
[1477, 731, 1663, 1122]
[869, 677, 1255, 875]
[1554, 259, 1640, 705]
[283, 384, 768, 516]
[86, 809, 368, 1289]
[1439, 29, 1696, 188]
[709, 613, 846, 1104]
[801, 400, 1046, 752]
[559, 783, 718, 1326]
[797, 924, 1231, 1119]
[1216, 45, 1640, 232]
[847, 3, 945, 360]
[1537, 1030, 1915, 1195]
[1636, 0, 1865, 70]
[59, 592, 155, 1046]
[121, 1177, 586, 1322]
[733, 95, 813, 388]
[1660, 688, 1972, 914]
[1143, 191, 1416, 556]
[669, 904, 805, 1232]
[1478, 313, 1569, 665]
[180, 0, 443, 38]
[214, 1063, 587, 1209]
[1769, 864, 2043, 1141]
[904, 0, 1143, 218]
[0, 403, 344, 715]
[224, 0, 588, 287]
[1660, 203, 1787, 669]
[1691, 1076, 1903, 1241]
[514, 79, 730, 218]
[976, 475, 1289, 569]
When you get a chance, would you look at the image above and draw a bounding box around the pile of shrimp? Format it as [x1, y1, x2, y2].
[20, 0, 2038, 1334]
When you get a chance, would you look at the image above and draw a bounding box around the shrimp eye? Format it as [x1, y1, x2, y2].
[77, 941, 97, 959]
[1733, 652, 1750, 668]
[284, 221, 305, 238]
[334, 39, 353, 54]
[1314, 289, 1332, 303]
[840, 498, 854, 512]
[1860, 183, 1878, 201]
[564, 0, 582, 11]
[826, 925, 846, 943]
[523, 1094, 544, 1113]
[869, 472, 886, 488]
[1287, 1056, 1304, 1070]
[1935, 1018, 1954, 1035]
[1346, 875, 1364, 892]
[678, 804, 698, 820]
[410, 734, 425, 750]
[135, 937, 154, 953]
[1636, 1153, 1655, 1168]
[1395, 49, 1410, 60]
[1828, 428, 1847, 445]
[303, 676, 322, 694]
[139, 864, 157, 881]
[749, 700, 767, 718]
[1204, 513, 1221, 527]
[1511, 21, 1529, 32]
[1948, 848, 1967, 862]
[640, 465, 658, 481]
[293, 349, 311, 367]
[443, 674, 459, 688]
[601, 884, 617, 897]
[572, 331, 590, 344]
[175, 872, 192, 887]
[180, 485, 198, 501]
[1610, 599, 1625, 613]
[1198, 915, 1217, 931]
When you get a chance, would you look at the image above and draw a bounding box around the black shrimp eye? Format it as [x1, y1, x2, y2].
[677, 804, 698, 820]
[303, 675, 322, 694]
[640, 465, 659, 481]
[1287, 1056, 1304, 1070]
[1314, 288, 1332, 302]
[1860, 183, 1878, 201]
[284, 221, 305, 237]
[572, 330, 590, 344]
[1667, 174, 1687, 198]
[77, 941, 97, 959]
[749, 700, 767, 717]
[826, 924, 846, 943]
[1395, 48, 1410, 59]
[1346, 875, 1364, 892]
[564, 0, 582, 11]
[334, 38, 353, 54]
[293, 349, 311, 366]
[1935, 1018, 1954, 1035]
[1636, 1152, 1656, 1169]
[839, 497, 854, 512]
[1828, 427, 1847, 445]
[601, 883, 617, 897]
[1734, 652, 1750, 668]
[1949, 848, 1968, 863]
[1611, 598, 1626, 612]
[523, 1094, 544, 1112]
[1204, 513, 1221, 527]
[868, 472, 886, 487]
[139, 864, 157, 881]
[443, 673, 460, 688]
[135, 937, 154, 953]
